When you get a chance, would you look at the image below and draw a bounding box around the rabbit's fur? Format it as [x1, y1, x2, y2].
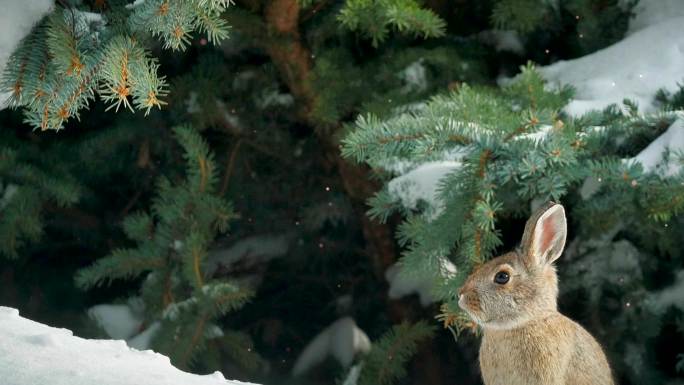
[458, 202, 613, 385]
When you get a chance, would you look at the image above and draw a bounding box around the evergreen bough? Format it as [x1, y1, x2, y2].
[2, 1, 232, 131]
[343, 64, 684, 342]
[76, 125, 254, 370]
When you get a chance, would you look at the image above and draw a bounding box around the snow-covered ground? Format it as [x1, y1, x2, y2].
[0, 307, 258, 385]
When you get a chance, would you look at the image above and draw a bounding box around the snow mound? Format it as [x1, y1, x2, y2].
[477, 30, 524, 55]
[385, 258, 457, 306]
[292, 317, 370, 376]
[539, 16, 684, 116]
[626, 118, 684, 177]
[88, 303, 143, 340]
[206, 234, 290, 275]
[0, 0, 53, 109]
[387, 161, 461, 219]
[0, 307, 257, 385]
[628, 0, 684, 35]
[648, 270, 684, 314]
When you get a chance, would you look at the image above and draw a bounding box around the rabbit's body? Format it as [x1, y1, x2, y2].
[480, 314, 613, 385]
[459, 202, 614, 385]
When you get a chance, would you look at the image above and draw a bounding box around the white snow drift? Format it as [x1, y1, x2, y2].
[292, 317, 370, 376]
[0, 307, 257, 385]
[387, 161, 461, 219]
[539, 2, 684, 116]
[627, 118, 684, 177]
[385, 258, 457, 306]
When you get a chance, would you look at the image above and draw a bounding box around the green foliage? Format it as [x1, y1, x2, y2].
[656, 82, 684, 111]
[489, 0, 636, 56]
[310, 45, 488, 125]
[491, 0, 548, 33]
[2, 0, 671, 383]
[0, 136, 80, 259]
[338, 0, 446, 47]
[358, 321, 435, 385]
[128, 0, 232, 50]
[76, 125, 251, 369]
[342, 63, 684, 337]
[2, 1, 232, 131]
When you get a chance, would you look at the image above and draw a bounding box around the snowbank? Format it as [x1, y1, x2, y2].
[0, 307, 257, 385]
[292, 317, 370, 376]
[628, 0, 684, 35]
[205, 234, 290, 274]
[626, 118, 684, 177]
[539, 16, 684, 116]
[0, 0, 53, 109]
[387, 161, 461, 219]
[88, 302, 144, 340]
[648, 270, 684, 314]
[385, 258, 457, 306]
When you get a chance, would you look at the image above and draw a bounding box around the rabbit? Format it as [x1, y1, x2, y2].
[458, 202, 614, 385]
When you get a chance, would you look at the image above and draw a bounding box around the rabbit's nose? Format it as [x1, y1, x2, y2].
[458, 285, 467, 296]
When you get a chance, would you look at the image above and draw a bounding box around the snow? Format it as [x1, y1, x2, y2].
[0, 0, 53, 109]
[0, 183, 19, 209]
[626, 118, 684, 177]
[0, 306, 257, 385]
[648, 270, 684, 314]
[477, 30, 524, 55]
[387, 161, 461, 219]
[257, 88, 294, 109]
[341, 364, 362, 385]
[126, 322, 160, 351]
[88, 298, 163, 350]
[88, 303, 143, 340]
[205, 234, 290, 275]
[515, 124, 553, 144]
[538, 16, 684, 116]
[385, 257, 457, 306]
[628, 0, 684, 35]
[399, 60, 428, 93]
[292, 317, 370, 376]
[562, 240, 642, 304]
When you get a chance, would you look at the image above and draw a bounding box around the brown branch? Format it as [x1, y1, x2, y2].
[192, 246, 204, 287]
[198, 155, 208, 193]
[219, 139, 243, 196]
[181, 313, 207, 368]
[162, 269, 175, 307]
[45, 203, 100, 229]
[119, 189, 143, 218]
[301, 0, 332, 22]
[260, 0, 398, 279]
[262, 0, 317, 121]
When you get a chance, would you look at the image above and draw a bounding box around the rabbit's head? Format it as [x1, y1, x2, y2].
[458, 202, 567, 330]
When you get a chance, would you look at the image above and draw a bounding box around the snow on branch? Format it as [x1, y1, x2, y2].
[539, 13, 684, 116]
[0, 307, 257, 385]
[292, 317, 370, 376]
[626, 118, 684, 177]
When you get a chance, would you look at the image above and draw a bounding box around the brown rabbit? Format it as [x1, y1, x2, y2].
[458, 202, 613, 385]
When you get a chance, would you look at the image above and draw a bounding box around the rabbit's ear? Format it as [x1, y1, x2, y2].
[520, 202, 567, 267]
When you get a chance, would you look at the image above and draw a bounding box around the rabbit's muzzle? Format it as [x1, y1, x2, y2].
[458, 288, 482, 315]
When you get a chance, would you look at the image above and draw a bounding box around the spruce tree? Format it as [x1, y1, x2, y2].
[1, 1, 682, 385]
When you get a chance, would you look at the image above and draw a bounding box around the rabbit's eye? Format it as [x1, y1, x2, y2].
[494, 271, 510, 285]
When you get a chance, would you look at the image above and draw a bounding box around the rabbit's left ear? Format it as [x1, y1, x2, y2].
[521, 202, 567, 267]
